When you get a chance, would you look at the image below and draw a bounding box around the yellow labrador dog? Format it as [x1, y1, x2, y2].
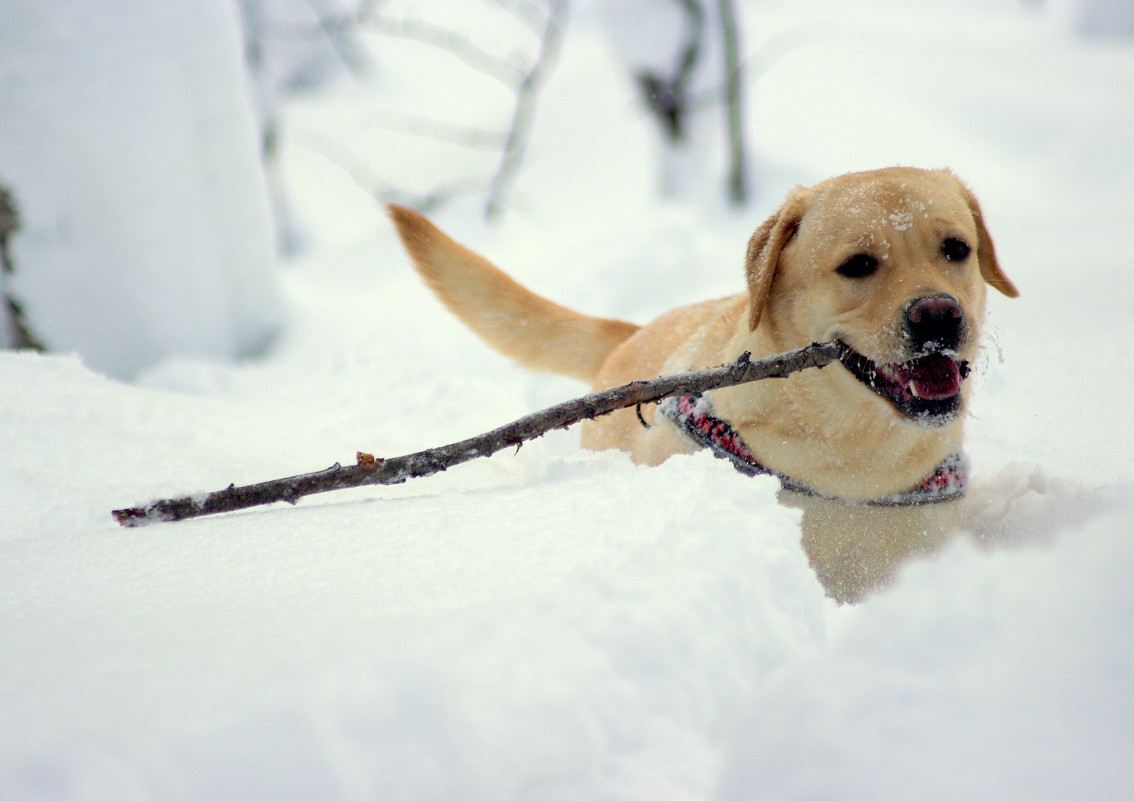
[390, 167, 1018, 504]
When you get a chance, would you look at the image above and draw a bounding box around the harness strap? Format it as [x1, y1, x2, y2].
[657, 393, 968, 505]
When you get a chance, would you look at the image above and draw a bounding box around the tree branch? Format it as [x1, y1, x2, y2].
[302, 0, 372, 79]
[359, 14, 523, 89]
[0, 183, 45, 351]
[484, 0, 568, 220]
[112, 342, 842, 527]
[296, 129, 484, 213]
[491, 0, 550, 35]
[367, 110, 508, 151]
[716, 0, 748, 205]
[635, 0, 705, 143]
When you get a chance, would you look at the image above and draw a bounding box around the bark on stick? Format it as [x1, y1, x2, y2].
[112, 341, 841, 527]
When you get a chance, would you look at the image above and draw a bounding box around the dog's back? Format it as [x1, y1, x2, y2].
[389, 205, 639, 383]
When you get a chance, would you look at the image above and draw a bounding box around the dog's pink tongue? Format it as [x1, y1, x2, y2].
[894, 354, 961, 400]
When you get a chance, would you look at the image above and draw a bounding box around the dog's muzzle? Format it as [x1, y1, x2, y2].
[835, 338, 970, 427]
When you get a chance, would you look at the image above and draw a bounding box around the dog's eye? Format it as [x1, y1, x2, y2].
[941, 237, 971, 262]
[836, 253, 879, 279]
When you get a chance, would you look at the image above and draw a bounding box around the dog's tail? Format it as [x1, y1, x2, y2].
[388, 205, 640, 383]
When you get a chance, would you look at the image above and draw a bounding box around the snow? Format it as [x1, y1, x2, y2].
[888, 212, 913, 231]
[3, 0, 1134, 798]
[721, 501, 1134, 801]
[0, 0, 284, 377]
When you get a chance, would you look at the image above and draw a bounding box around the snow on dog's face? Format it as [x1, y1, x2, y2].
[745, 168, 1018, 427]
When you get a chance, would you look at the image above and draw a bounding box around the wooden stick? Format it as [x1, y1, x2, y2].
[112, 342, 841, 527]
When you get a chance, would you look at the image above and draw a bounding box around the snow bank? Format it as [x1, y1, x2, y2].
[722, 490, 1134, 801]
[0, 349, 821, 799]
[0, 0, 284, 377]
[1, 348, 1129, 800]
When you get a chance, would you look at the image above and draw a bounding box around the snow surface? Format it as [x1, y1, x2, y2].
[3, 0, 1134, 798]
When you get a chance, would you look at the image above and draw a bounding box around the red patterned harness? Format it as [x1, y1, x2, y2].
[657, 393, 968, 505]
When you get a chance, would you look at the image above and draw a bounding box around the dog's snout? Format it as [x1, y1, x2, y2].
[905, 294, 964, 353]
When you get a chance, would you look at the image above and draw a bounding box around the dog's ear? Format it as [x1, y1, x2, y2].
[952, 177, 1019, 298]
[746, 191, 807, 331]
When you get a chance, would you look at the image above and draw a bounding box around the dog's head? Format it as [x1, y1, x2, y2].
[745, 167, 1018, 427]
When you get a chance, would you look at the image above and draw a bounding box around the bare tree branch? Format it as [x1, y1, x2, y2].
[686, 24, 825, 116]
[302, 0, 372, 78]
[242, 0, 371, 81]
[485, 0, 568, 220]
[296, 129, 484, 212]
[628, 0, 751, 205]
[261, 11, 518, 87]
[491, 0, 550, 34]
[272, 1, 565, 221]
[0, 184, 45, 351]
[366, 110, 508, 151]
[112, 342, 841, 527]
[358, 13, 523, 88]
[635, 0, 705, 143]
[716, 0, 748, 205]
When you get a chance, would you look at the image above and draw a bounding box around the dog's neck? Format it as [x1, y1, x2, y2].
[707, 323, 966, 501]
[659, 391, 968, 505]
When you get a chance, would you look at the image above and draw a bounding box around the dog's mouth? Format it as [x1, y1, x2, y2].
[835, 340, 970, 426]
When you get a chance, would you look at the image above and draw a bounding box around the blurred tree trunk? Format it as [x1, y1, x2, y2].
[717, 0, 748, 205]
[634, 0, 704, 144]
[630, 0, 751, 206]
[0, 184, 44, 351]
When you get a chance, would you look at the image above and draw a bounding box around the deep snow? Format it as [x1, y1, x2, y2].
[3, 1, 1134, 799]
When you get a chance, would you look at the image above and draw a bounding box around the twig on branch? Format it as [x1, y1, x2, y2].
[112, 342, 841, 528]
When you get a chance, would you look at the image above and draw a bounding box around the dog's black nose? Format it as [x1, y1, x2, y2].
[905, 294, 964, 353]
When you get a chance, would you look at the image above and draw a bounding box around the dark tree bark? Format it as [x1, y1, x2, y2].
[634, 0, 705, 143]
[630, 0, 751, 206]
[0, 183, 45, 351]
[717, 0, 748, 205]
